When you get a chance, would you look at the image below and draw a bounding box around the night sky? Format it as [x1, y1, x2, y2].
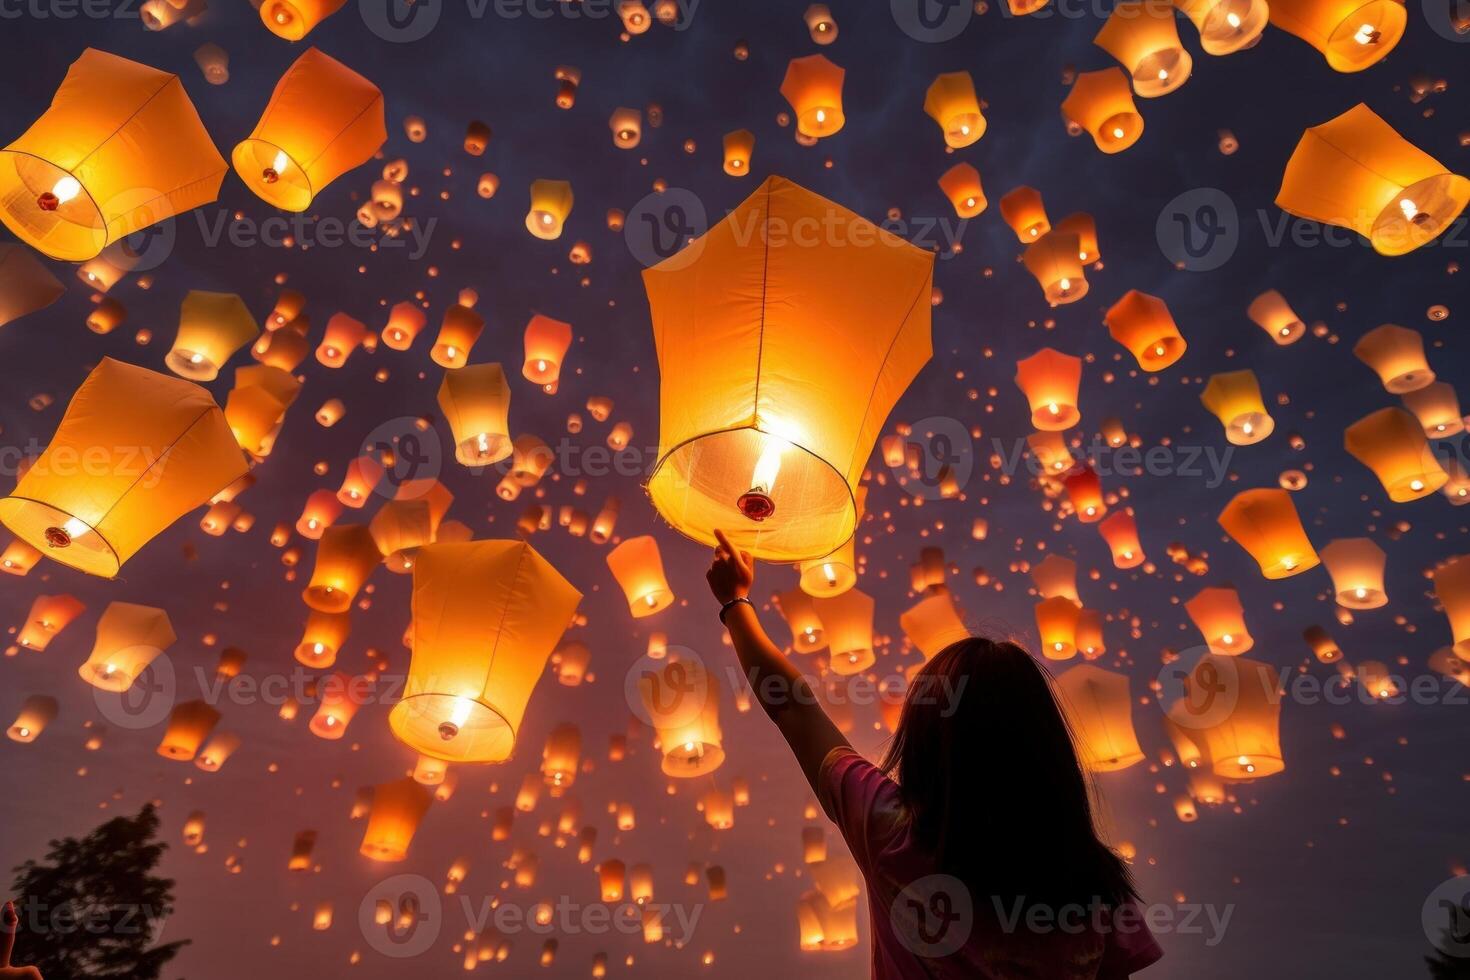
[1, 1, 1469, 978]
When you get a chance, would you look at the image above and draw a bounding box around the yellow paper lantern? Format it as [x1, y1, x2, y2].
[1193, 655, 1284, 778]
[195, 732, 240, 772]
[899, 592, 969, 661]
[1055, 664, 1144, 771]
[295, 608, 350, 668]
[167, 291, 258, 382]
[157, 699, 220, 761]
[1217, 487, 1319, 578]
[361, 777, 433, 862]
[812, 588, 875, 675]
[1352, 323, 1434, 393]
[643, 177, 932, 562]
[233, 48, 386, 212]
[526, 179, 573, 240]
[1319, 537, 1387, 609]
[1014, 348, 1083, 431]
[382, 301, 427, 351]
[438, 363, 512, 466]
[780, 55, 846, 138]
[1023, 232, 1088, 306]
[389, 540, 581, 764]
[0, 358, 247, 578]
[639, 656, 725, 777]
[1267, 0, 1405, 71]
[776, 588, 827, 653]
[606, 535, 674, 616]
[1174, 0, 1269, 52]
[1200, 369, 1273, 445]
[923, 72, 986, 147]
[17, 593, 85, 651]
[1246, 288, 1304, 345]
[1402, 382, 1464, 437]
[302, 524, 380, 612]
[1184, 586, 1253, 654]
[1344, 407, 1448, 502]
[0, 49, 226, 261]
[1061, 68, 1144, 153]
[0, 537, 42, 576]
[1276, 104, 1467, 256]
[1095, 1, 1193, 97]
[79, 601, 176, 691]
[309, 671, 364, 738]
[1104, 289, 1186, 370]
[432, 304, 485, 370]
[804, 3, 837, 41]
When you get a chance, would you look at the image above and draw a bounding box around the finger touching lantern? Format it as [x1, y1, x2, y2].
[0, 49, 226, 261]
[642, 176, 933, 562]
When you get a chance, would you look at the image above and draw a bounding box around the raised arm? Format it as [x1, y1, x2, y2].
[707, 529, 851, 793]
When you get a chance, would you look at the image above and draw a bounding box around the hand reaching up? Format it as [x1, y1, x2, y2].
[1, 901, 43, 980]
[706, 529, 755, 606]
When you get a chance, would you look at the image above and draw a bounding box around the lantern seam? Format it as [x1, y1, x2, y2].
[750, 179, 772, 427]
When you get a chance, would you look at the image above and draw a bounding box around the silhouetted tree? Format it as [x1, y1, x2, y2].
[10, 804, 187, 980]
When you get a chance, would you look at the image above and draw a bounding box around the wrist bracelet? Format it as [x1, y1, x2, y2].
[718, 596, 752, 624]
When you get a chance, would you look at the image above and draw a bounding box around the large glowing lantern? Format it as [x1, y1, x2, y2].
[1191, 654, 1284, 778]
[923, 72, 985, 147]
[899, 592, 968, 661]
[1055, 664, 1144, 771]
[639, 655, 724, 777]
[1276, 105, 1467, 256]
[438, 363, 512, 466]
[1061, 68, 1143, 153]
[0, 49, 226, 262]
[7, 696, 58, 743]
[780, 56, 846, 138]
[1200, 369, 1273, 445]
[389, 540, 581, 764]
[606, 535, 674, 617]
[523, 314, 573, 389]
[1319, 537, 1387, 609]
[1094, 1, 1192, 97]
[1344, 407, 1448, 502]
[1184, 586, 1252, 654]
[167, 291, 259, 382]
[642, 176, 933, 561]
[1267, 0, 1405, 71]
[1174, 0, 1269, 53]
[361, 777, 434, 862]
[1434, 556, 1470, 656]
[79, 601, 176, 691]
[1217, 488, 1319, 578]
[233, 48, 386, 212]
[0, 358, 247, 578]
[1247, 289, 1305, 345]
[1015, 348, 1082, 430]
[0, 245, 63, 327]
[302, 524, 380, 612]
[1352, 323, 1433, 393]
[260, 0, 346, 39]
[812, 588, 875, 675]
[526, 179, 573, 240]
[1104, 290, 1186, 371]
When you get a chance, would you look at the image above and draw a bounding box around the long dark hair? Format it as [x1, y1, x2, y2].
[880, 636, 1137, 910]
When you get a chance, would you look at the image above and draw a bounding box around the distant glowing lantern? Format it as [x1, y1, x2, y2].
[1267, 0, 1405, 71]
[780, 55, 846, 138]
[1247, 289, 1305, 345]
[17, 593, 85, 651]
[924, 72, 985, 148]
[7, 696, 57, 743]
[360, 777, 433, 862]
[431, 304, 484, 369]
[167, 291, 258, 382]
[523, 315, 573, 388]
[1319, 537, 1387, 609]
[723, 130, 755, 176]
[158, 699, 220, 761]
[1344, 407, 1448, 502]
[607, 535, 674, 617]
[295, 609, 350, 668]
[1000, 186, 1050, 242]
[1015, 348, 1082, 431]
[1200, 369, 1273, 445]
[438, 363, 512, 467]
[1035, 595, 1081, 660]
[1094, 1, 1193, 97]
[1217, 488, 1319, 578]
[812, 588, 875, 675]
[79, 602, 176, 691]
[805, 3, 837, 41]
[640, 655, 724, 777]
[1402, 382, 1464, 437]
[1098, 511, 1145, 568]
[317, 312, 366, 368]
[382, 302, 427, 351]
[609, 108, 642, 149]
[1061, 68, 1143, 153]
[1104, 289, 1186, 371]
[899, 592, 968, 660]
[1055, 664, 1144, 771]
[526, 179, 573, 240]
[1184, 586, 1253, 654]
[1352, 323, 1434, 393]
[938, 162, 986, 219]
[1065, 466, 1107, 522]
[302, 524, 380, 612]
[776, 588, 827, 653]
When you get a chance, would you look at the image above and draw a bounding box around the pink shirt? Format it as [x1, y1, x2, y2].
[818, 747, 1163, 980]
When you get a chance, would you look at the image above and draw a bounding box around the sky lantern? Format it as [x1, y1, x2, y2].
[609, 108, 642, 149]
[780, 56, 846, 138]
[1247, 289, 1305, 345]
[542, 724, 581, 791]
[18, 594, 85, 651]
[702, 788, 735, 830]
[195, 733, 240, 772]
[723, 129, 755, 177]
[1174, 0, 1269, 52]
[804, 3, 837, 42]
[0, 49, 226, 262]
[390, 540, 580, 764]
[1015, 348, 1082, 430]
[526, 179, 573, 240]
[413, 755, 448, 786]
[1357, 660, 1399, 699]
[252, 320, 309, 371]
[924, 72, 985, 148]
[0, 245, 63, 327]
[640, 656, 725, 777]
[1104, 290, 1186, 371]
[260, 0, 346, 39]
[1434, 557, 1470, 655]
[371, 480, 454, 573]
[999, 186, 1050, 242]
[812, 588, 875, 675]
[432, 304, 486, 370]
[0, 359, 246, 578]
[295, 609, 349, 668]
[382, 302, 427, 351]
[1402, 382, 1462, 437]
[157, 699, 220, 761]
[809, 854, 860, 909]
[1320, 537, 1388, 609]
[1023, 232, 1088, 305]
[1185, 586, 1253, 654]
[227, 365, 299, 459]
[1, 537, 42, 576]
[194, 43, 229, 85]
[1032, 554, 1080, 603]
[316, 313, 366, 367]
[1061, 68, 1143, 153]
[1064, 466, 1107, 522]
[464, 120, 492, 156]
[607, 535, 675, 616]
[619, 0, 651, 32]
[556, 641, 590, 685]
[776, 588, 827, 653]
[1266, 0, 1405, 71]
[899, 592, 969, 660]
[1200, 369, 1273, 445]
[438, 363, 512, 466]
[233, 48, 386, 212]
[337, 455, 383, 508]
[296, 489, 343, 539]
[309, 672, 364, 738]
[7, 696, 58, 743]
[1054, 212, 1100, 263]
[1055, 664, 1144, 771]
[1098, 511, 1145, 568]
[1193, 655, 1284, 778]
[1094, 2, 1193, 97]
[555, 65, 580, 108]
[1029, 430, 1075, 475]
[643, 177, 932, 562]
[598, 861, 626, 903]
[1277, 105, 1467, 256]
[1217, 487, 1319, 578]
[1076, 608, 1106, 658]
[1352, 324, 1433, 393]
[361, 778, 433, 862]
[166, 291, 258, 382]
[523, 315, 573, 389]
[302, 524, 380, 612]
[938, 163, 986, 218]
[1036, 595, 1081, 660]
[1344, 407, 1448, 502]
[79, 601, 176, 691]
[1303, 624, 1342, 663]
